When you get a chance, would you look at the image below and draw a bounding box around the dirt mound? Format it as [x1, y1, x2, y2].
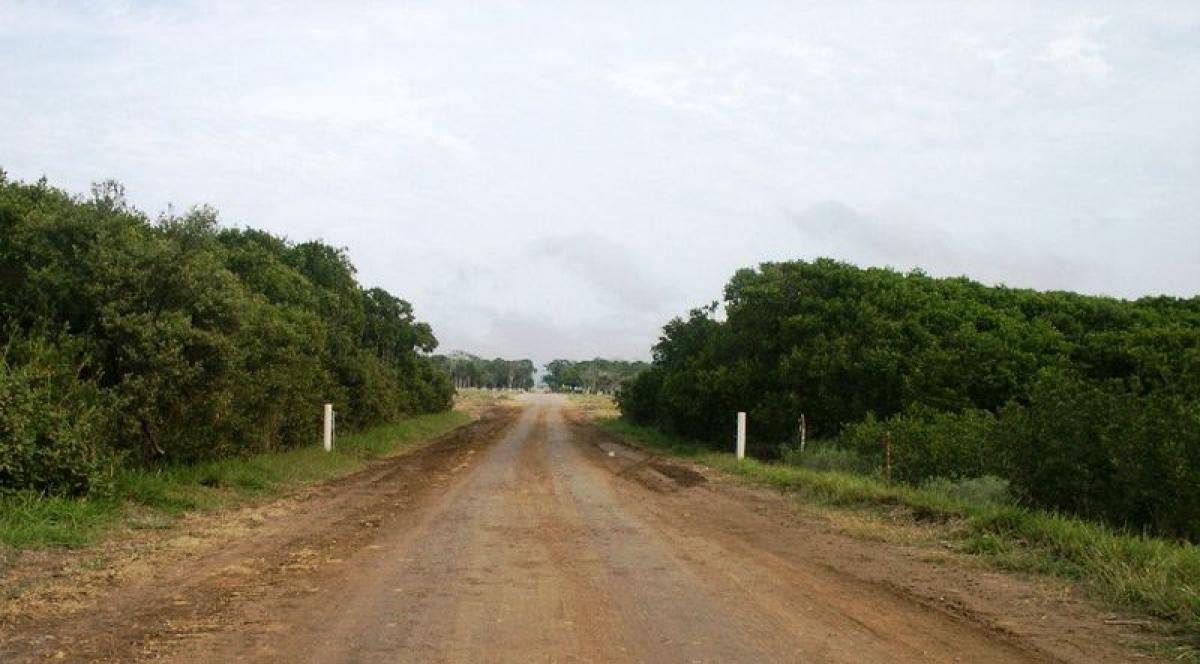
[648, 461, 706, 487]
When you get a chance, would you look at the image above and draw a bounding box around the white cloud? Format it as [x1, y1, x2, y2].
[1043, 16, 1111, 78]
[2, 1, 1198, 363]
[788, 201, 1100, 292]
[237, 82, 478, 161]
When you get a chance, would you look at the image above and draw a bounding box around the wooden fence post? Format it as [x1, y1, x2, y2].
[799, 414, 807, 453]
[882, 430, 892, 483]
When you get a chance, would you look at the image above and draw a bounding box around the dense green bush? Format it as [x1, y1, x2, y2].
[0, 173, 452, 493]
[620, 259, 1200, 539]
[823, 372, 1200, 539]
[615, 366, 665, 425]
[835, 407, 1001, 484]
[1003, 371, 1200, 540]
[0, 335, 119, 495]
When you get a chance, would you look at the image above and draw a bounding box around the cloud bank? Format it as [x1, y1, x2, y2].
[2, 1, 1198, 363]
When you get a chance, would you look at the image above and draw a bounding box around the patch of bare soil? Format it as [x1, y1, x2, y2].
[0, 407, 520, 663]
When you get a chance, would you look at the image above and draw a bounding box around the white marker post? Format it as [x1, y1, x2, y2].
[323, 403, 334, 451]
[736, 411, 747, 460]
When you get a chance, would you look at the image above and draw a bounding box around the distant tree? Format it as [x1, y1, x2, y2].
[430, 352, 535, 390]
[543, 358, 648, 394]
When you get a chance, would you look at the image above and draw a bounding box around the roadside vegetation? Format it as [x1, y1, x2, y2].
[0, 410, 469, 551]
[619, 259, 1200, 543]
[0, 173, 454, 502]
[599, 418, 1200, 655]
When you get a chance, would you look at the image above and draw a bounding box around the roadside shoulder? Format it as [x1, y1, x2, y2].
[584, 415, 1183, 663]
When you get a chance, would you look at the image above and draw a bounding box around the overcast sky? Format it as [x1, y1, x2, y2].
[2, 2, 1198, 364]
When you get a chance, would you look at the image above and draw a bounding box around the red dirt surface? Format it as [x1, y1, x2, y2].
[0, 396, 1163, 662]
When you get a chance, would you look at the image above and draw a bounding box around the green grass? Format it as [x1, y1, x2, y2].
[0, 410, 471, 551]
[599, 418, 1200, 653]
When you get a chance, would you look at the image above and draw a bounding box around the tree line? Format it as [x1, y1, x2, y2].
[0, 173, 453, 497]
[430, 351, 535, 390]
[618, 258, 1200, 540]
[543, 358, 648, 393]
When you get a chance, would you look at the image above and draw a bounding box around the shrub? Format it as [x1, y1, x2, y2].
[1002, 370, 1200, 541]
[834, 407, 1002, 484]
[0, 335, 119, 495]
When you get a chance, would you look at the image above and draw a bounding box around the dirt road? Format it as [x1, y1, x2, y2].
[1, 395, 1153, 662]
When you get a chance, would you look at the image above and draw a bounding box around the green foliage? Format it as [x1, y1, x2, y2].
[620, 258, 1200, 540]
[0, 334, 120, 496]
[922, 475, 1011, 507]
[0, 492, 122, 549]
[0, 174, 452, 494]
[781, 443, 874, 475]
[544, 357, 648, 393]
[1002, 371, 1200, 540]
[431, 351, 535, 390]
[833, 373, 1200, 539]
[835, 407, 1002, 483]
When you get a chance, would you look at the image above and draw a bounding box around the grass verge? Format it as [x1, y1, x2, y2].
[599, 418, 1200, 655]
[564, 392, 621, 419]
[1, 410, 471, 551]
